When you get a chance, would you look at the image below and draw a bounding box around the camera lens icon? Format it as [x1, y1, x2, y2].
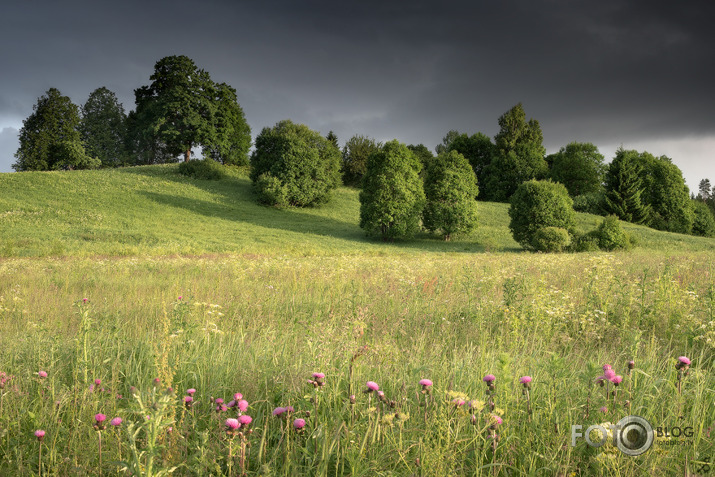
[615, 416, 654, 456]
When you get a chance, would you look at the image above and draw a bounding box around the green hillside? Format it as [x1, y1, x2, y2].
[1, 164, 713, 257]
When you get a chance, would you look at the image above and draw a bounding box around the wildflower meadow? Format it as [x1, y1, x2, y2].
[0, 250, 713, 476]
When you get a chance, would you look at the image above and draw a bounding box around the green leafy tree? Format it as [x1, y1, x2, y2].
[637, 153, 693, 234]
[326, 131, 339, 149]
[423, 150, 479, 240]
[359, 140, 425, 240]
[697, 179, 712, 201]
[691, 200, 715, 237]
[132, 56, 217, 163]
[250, 120, 341, 207]
[341, 134, 382, 187]
[508, 180, 575, 250]
[13, 88, 99, 171]
[201, 83, 251, 167]
[604, 148, 652, 225]
[80, 87, 128, 167]
[435, 130, 494, 180]
[482, 104, 547, 201]
[548, 142, 606, 197]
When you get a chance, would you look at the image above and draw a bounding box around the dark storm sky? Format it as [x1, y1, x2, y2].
[1, 1, 714, 190]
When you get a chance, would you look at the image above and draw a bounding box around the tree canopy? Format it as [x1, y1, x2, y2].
[250, 120, 341, 207]
[13, 88, 99, 171]
[435, 130, 494, 180]
[548, 142, 606, 197]
[341, 134, 382, 187]
[508, 180, 575, 250]
[80, 87, 128, 167]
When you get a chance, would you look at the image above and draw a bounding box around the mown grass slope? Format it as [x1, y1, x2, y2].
[1, 164, 713, 258]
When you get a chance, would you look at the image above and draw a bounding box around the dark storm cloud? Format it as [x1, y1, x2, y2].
[1, 0, 714, 183]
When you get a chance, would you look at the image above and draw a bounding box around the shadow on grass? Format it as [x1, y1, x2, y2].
[122, 165, 522, 254]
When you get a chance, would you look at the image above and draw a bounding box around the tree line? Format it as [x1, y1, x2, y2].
[12, 55, 715, 241]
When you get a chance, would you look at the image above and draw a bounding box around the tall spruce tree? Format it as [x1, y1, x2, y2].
[14, 88, 99, 171]
[604, 148, 651, 225]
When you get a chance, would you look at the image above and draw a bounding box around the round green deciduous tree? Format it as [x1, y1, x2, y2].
[423, 150, 479, 240]
[508, 180, 576, 250]
[250, 120, 341, 207]
[359, 140, 425, 240]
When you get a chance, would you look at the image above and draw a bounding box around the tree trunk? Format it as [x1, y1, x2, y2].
[184, 148, 191, 162]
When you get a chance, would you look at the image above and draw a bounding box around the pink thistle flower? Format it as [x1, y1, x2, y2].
[452, 398, 466, 407]
[153, 378, 161, 386]
[237, 399, 249, 412]
[483, 374, 496, 383]
[233, 392, 242, 400]
[82, 298, 88, 303]
[94, 379, 101, 386]
[491, 415, 503, 426]
[238, 415, 252, 426]
[285, 405, 295, 413]
[88, 384, 95, 392]
[366, 381, 379, 392]
[216, 404, 227, 413]
[225, 418, 239, 430]
[628, 360, 635, 369]
[38, 371, 48, 378]
[312, 372, 325, 380]
[678, 356, 691, 365]
[227, 400, 236, 408]
[95, 413, 106, 423]
[273, 407, 287, 417]
[34, 429, 45, 441]
[519, 376, 532, 385]
[110, 417, 122, 427]
[184, 395, 193, 403]
[604, 369, 616, 381]
[178, 296, 183, 300]
[602, 364, 612, 372]
[419, 379, 433, 387]
[600, 406, 608, 413]
[611, 375, 623, 385]
[293, 418, 306, 429]
[187, 388, 196, 395]
[215, 398, 224, 405]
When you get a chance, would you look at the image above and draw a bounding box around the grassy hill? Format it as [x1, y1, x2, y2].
[0, 164, 713, 257]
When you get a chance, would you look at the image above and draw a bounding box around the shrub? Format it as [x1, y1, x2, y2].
[422, 150, 479, 241]
[178, 158, 225, 180]
[250, 120, 341, 207]
[531, 227, 570, 252]
[572, 192, 606, 215]
[359, 140, 425, 240]
[508, 180, 575, 250]
[594, 215, 631, 251]
[254, 173, 288, 207]
[571, 231, 601, 252]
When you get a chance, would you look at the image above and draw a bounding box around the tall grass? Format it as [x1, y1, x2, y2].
[1, 252, 713, 475]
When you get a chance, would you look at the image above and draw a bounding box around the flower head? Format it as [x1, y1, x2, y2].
[490, 415, 503, 427]
[187, 388, 196, 395]
[225, 418, 239, 430]
[94, 378, 101, 386]
[678, 356, 691, 365]
[110, 417, 122, 427]
[602, 364, 612, 372]
[604, 369, 616, 381]
[238, 415, 252, 426]
[273, 407, 287, 417]
[419, 379, 433, 388]
[293, 418, 306, 429]
[215, 398, 224, 405]
[611, 375, 623, 385]
[600, 406, 608, 413]
[34, 429, 45, 441]
[95, 413, 106, 423]
[519, 376, 532, 385]
[366, 381, 379, 392]
[483, 374, 496, 383]
[233, 392, 242, 400]
[38, 371, 48, 379]
[312, 372, 325, 380]
[628, 360, 635, 370]
[237, 399, 249, 412]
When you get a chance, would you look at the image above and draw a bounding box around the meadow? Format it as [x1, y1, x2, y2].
[0, 165, 714, 475]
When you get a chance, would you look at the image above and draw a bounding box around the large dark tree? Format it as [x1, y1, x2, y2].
[637, 152, 693, 234]
[435, 130, 494, 180]
[131, 55, 250, 165]
[13, 88, 99, 171]
[80, 87, 128, 167]
[482, 104, 547, 201]
[548, 142, 606, 197]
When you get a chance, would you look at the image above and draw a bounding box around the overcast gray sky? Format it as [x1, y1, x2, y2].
[1, 1, 713, 191]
